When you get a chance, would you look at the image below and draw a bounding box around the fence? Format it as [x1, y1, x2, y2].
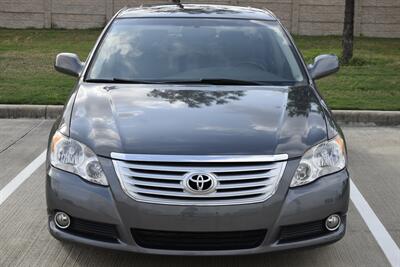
[0, 0, 399, 37]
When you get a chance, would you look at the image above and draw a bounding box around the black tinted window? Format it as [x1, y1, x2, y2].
[87, 18, 305, 84]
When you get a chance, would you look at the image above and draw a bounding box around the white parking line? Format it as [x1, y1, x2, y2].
[0, 150, 46, 206]
[350, 179, 400, 267]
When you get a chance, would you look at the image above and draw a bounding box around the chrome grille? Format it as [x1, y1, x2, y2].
[112, 153, 287, 206]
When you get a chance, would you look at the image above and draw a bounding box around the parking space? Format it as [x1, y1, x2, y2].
[0, 119, 398, 266]
[346, 127, 400, 247]
[0, 120, 51, 189]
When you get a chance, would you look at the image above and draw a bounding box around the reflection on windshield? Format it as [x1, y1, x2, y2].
[147, 89, 245, 108]
[87, 18, 305, 84]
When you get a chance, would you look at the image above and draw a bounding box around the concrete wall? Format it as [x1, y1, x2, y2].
[0, 0, 399, 37]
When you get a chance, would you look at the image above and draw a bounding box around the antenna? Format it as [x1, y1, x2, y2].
[171, 0, 184, 9]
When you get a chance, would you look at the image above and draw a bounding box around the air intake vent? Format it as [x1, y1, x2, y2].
[279, 220, 328, 243]
[132, 229, 267, 250]
[65, 217, 119, 243]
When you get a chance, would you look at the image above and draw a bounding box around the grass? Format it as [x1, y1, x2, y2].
[295, 36, 400, 110]
[0, 29, 100, 105]
[0, 29, 400, 110]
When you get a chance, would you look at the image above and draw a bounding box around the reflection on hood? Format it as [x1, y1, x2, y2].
[147, 89, 245, 108]
[70, 84, 327, 158]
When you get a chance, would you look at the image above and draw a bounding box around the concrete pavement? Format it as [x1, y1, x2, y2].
[0, 119, 399, 266]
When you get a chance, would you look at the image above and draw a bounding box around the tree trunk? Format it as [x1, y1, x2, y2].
[342, 0, 355, 65]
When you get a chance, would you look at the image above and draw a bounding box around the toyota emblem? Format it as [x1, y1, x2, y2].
[183, 172, 217, 194]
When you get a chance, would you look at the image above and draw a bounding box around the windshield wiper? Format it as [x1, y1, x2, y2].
[174, 79, 305, 86]
[86, 78, 270, 86]
[85, 78, 162, 84]
[165, 79, 263, 85]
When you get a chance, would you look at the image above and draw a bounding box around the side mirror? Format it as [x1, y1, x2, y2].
[55, 53, 84, 77]
[308, 54, 339, 80]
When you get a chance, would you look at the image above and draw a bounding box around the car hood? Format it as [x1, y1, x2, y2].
[69, 83, 327, 158]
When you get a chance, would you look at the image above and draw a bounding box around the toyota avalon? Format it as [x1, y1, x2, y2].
[46, 4, 349, 255]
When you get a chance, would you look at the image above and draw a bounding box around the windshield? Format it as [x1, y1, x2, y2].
[86, 18, 306, 85]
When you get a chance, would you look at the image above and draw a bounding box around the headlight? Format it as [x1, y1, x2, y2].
[290, 135, 346, 187]
[50, 131, 108, 186]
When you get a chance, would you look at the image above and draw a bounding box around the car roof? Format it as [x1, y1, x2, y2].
[117, 4, 277, 21]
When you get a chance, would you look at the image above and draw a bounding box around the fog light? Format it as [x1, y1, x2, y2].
[325, 214, 341, 231]
[54, 212, 71, 229]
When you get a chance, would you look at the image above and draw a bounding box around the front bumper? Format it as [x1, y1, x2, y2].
[46, 158, 349, 255]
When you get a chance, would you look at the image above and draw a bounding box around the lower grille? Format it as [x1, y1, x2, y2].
[112, 153, 287, 205]
[279, 220, 328, 243]
[132, 229, 267, 250]
[65, 217, 119, 243]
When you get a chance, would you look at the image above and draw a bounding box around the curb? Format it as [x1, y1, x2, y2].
[0, 105, 63, 119]
[1, 105, 400, 126]
[332, 110, 400, 126]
